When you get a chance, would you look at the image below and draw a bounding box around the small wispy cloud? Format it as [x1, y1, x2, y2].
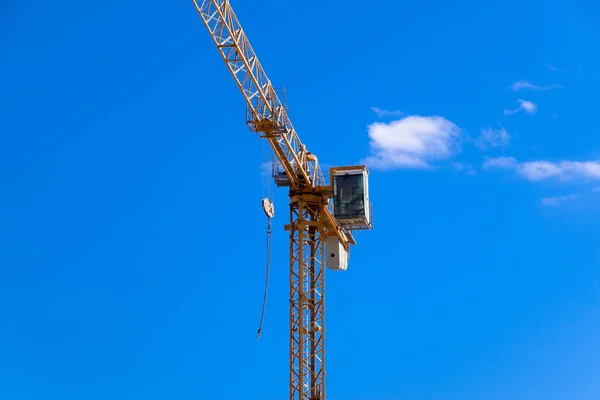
[510, 80, 564, 91]
[477, 126, 511, 150]
[371, 107, 404, 118]
[519, 100, 537, 114]
[504, 99, 537, 116]
[545, 64, 564, 72]
[483, 157, 600, 182]
[592, 187, 600, 192]
[482, 156, 519, 170]
[541, 194, 579, 206]
[363, 115, 462, 169]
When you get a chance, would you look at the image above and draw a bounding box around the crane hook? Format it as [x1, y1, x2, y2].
[261, 198, 274, 218]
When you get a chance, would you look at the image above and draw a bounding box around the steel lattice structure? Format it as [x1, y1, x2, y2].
[193, 1, 359, 399]
[289, 193, 326, 399]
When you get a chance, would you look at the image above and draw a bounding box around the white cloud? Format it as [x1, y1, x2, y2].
[545, 64, 564, 72]
[519, 100, 537, 114]
[482, 156, 518, 170]
[504, 100, 537, 116]
[483, 157, 600, 182]
[363, 115, 462, 169]
[541, 194, 579, 206]
[518, 161, 564, 180]
[371, 107, 404, 118]
[477, 126, 511, 149]
[510, 80, 564, 91]
[593, 187, 600, 192]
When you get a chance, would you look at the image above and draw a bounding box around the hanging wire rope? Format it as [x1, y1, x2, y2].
[256, 212, 272, 340]
[257, 140, 275, 340]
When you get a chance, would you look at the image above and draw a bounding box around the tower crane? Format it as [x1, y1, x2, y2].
[193, 1, 373, 399]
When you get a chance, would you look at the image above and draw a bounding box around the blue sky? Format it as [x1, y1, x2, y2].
[1, 0, 600, 399]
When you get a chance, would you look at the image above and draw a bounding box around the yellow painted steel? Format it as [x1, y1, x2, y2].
[193, 1, 360, 398]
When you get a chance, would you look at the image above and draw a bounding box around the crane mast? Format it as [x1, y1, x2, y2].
[193, 1, 372, 398]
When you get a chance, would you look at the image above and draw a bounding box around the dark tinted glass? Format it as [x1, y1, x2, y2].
[333, 174, 365, 218]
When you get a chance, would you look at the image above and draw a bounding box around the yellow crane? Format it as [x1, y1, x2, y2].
[193, 1, 373, 398]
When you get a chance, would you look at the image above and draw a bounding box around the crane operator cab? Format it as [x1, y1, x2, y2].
[326, 166, 373, 271]
[331, 166, 372, 231]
